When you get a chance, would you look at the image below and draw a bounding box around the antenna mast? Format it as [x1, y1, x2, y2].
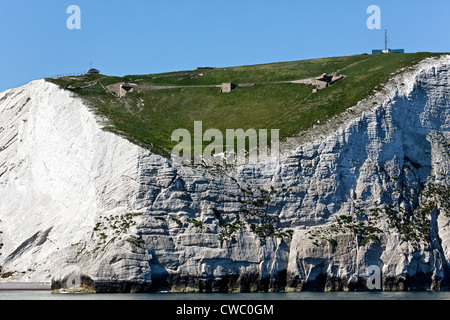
[384, 30, 388, 51]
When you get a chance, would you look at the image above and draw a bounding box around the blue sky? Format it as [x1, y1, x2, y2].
[1, 0, 449, 92]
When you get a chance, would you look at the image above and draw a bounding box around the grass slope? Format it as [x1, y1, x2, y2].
[48, 52, 445, 157]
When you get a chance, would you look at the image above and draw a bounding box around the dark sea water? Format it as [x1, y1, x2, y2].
[0, 290, 449, 300]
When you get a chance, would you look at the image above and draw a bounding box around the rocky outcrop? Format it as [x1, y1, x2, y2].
[0, 56, 450, 292]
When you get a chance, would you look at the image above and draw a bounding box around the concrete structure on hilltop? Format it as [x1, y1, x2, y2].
[291, 74, 344, 93]
[106, 83, 133, 98]
[372, 49, 405, 54]
[87, 68, 100, 75]
[294, 74, 344, 93]
[311, 74, 333, 91]
[220, 82, 237, 93]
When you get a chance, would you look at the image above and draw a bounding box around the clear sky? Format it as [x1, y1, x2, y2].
[1, 0, 449, 92]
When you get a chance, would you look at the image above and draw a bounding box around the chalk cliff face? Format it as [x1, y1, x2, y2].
[0, 56, 450, 292]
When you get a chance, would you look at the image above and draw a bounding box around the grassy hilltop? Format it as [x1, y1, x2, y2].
[48, 52, 445, 157]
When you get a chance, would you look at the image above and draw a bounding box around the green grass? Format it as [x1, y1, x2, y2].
[47, 52, 446, 157]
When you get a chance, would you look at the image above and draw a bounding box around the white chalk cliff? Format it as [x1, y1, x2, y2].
[0, 56, 449, 292]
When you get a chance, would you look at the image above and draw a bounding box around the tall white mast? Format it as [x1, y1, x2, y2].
[384, 30, 388, 51]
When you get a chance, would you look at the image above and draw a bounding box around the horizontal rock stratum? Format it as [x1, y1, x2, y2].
[0, 56, 450, 292]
